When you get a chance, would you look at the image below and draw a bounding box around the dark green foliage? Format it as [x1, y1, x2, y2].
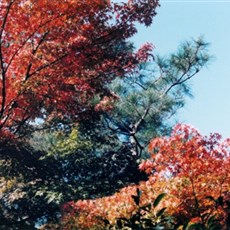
[0, 131, 147, 228]
[154, 193, 167, 208]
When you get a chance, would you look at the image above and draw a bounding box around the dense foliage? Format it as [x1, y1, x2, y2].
[60, 125, 230, 229]
[0, 0, 160, 227]
[0, 1, 219, 229]
[0, 0, 159, 140]
[102, 38, 210, 157]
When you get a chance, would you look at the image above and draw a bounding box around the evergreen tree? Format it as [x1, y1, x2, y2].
[103, 38, 210, 157]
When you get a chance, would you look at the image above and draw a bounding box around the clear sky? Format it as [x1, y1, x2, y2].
[132, 0, 230, 139]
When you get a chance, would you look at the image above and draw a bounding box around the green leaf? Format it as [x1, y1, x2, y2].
[154, 193, 167, 208]
[137, 188, 142, 197]
[141, 203, 152, 212]
[131, 195, 140, 206]
[130, 213, 141, 223]
[102, 219, 110, 226]
[131, 188, 142, 206]
[206, 214, 222, 230]
[117, 219, 123, 229]
[117, 218, 129, 223]
[182, 219, 190, 230]
[35, 190, 44, 197]
[207, 215, 216, 226]
[47, 194, 56, 204]
[188, 223, 205, 230]
[156, 207, 167, 217]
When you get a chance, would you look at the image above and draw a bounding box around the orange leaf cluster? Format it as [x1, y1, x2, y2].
[61, 181, 169, 229]
[142, 124, 230, 227]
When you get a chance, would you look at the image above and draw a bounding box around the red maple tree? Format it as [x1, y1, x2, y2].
[140, 124, 230, 228]
[0, 0, 159, 140]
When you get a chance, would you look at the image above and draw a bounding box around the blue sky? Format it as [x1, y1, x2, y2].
[132, 0, 230, 139]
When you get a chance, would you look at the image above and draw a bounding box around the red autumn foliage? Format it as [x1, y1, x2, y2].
[61, 181, 167, 229]
[0, 0, 159, 139]
[141, 124, 230, 227]
[61, 124, 230, 229]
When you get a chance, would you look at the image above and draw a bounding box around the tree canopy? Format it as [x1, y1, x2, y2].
[0, 0, 159, 140]
[0, 1, 221, 229]
[0, 0, 160, 227]
[102, 38, 210, 157]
